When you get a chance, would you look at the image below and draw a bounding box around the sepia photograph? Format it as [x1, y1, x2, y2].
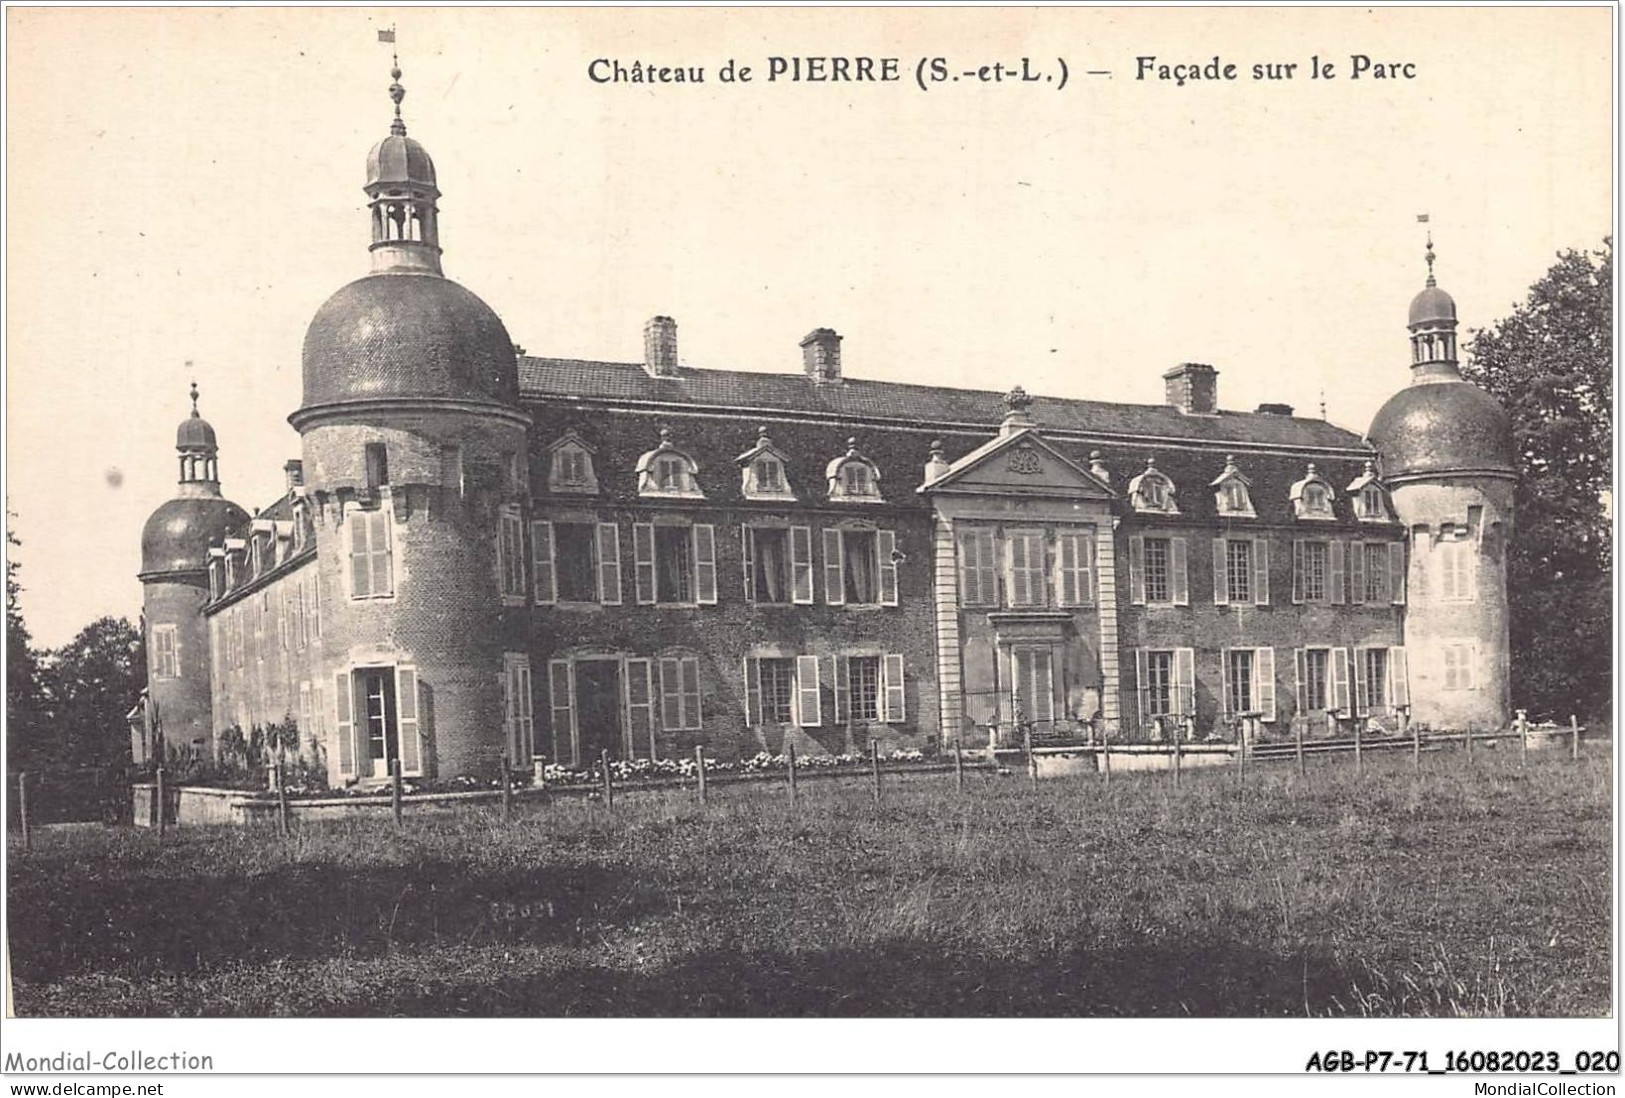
[1, 2, 1616, 1081]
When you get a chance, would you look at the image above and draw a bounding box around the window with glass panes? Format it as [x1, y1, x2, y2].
[1364, 648, 1388, 710]
[1225, 538, 1253, 603]
[1303, 648, 1330, 709]
[1145, 650, 1175, 716]
[1144, 537, 1171, 603]
[1226, 649, 1254, 714]
[1363, 542, 1389, 603]
[759, 658, 795, 724]
[1302, 541, 1329, 602]
[849, 656, 881, 721]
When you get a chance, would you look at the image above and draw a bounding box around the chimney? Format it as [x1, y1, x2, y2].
[284, 459, 304, 492]
[1163, 362, 1218, 415]
[643, 316, 679, 377]
[801, 328, 842, 383]
[1255, 402, 1295, 417]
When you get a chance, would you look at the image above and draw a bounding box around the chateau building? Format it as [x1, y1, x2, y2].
[137, 64, 1517, 783]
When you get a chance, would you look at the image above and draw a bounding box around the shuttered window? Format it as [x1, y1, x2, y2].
[152, 625, 179, 679]
[624, 658, 654, 750]
[659, 656, 703, 730]
[502, 654, 533, 767]
[497, 508, 527, 602]
[1057, 531, 1095, 606]
[548, 660, 575, 762]
[958, 528, 998, 607]
[348, 509, 394, 599]
[1007, 530, 1046, 607]
[596, 523, 622, 605]
[795, 654, 822, 726]
[1012, 648, 1055, 724]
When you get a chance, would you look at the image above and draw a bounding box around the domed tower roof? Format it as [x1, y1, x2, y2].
[292, 53, 519, 424]
[1367, 236, 1515, 483]
[300, 273, 519, 407]
[140, 383, 249, 578]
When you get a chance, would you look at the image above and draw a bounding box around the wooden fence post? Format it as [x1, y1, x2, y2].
[1465, 722, 1475, 764]
[155, 766, 167, 841]
[1172, 724, 1183, 790]
[953, 740, 964, 794]
[391, 758, 404, 826]
[17, 772, 30, 852]
[787, 742, 798, 806]
[1518, 710, 1528, 768]
[1235, 722, 1246, 789]
[1023, 724, 1037, 789]
[1353, 718, 1364, 777]
[1570, 714, 1580, 761]
[1101, 725, 1112, 786]
[870, 741, 882, 805]
[600, 749, 614, 809]
[276, 763, 290, 838]
[1294, 719, 1305, 779]
[695, 745, 708, 805]
[501, 751, 513, 823]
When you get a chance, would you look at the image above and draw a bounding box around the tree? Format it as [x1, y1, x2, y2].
[1462, 238, 1612, 724]
[5, 522, 52, 773]
[43, 616, 145, 773]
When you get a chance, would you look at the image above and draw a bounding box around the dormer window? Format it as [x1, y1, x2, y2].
[1345, 461, 1393, 523]
[1290, 463, 1337, 520]
[636, 427, 704, 499]
[1128, 458, 1179, 515]
[545, 431, 598, 495]
[1210, 456, 1256, 518]
[737, 426, 796, 501]
[826, 438, 882, 502]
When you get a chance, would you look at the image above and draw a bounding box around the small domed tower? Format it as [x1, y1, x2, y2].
[139, 384, 251, 760]
[288, 54, 530, 783]
[1368, 237, 1516, 730]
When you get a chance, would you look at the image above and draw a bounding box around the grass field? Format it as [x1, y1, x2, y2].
[5, 745, 1613, 1017]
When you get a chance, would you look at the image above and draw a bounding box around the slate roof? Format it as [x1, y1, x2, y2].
[519, 357, 1371, 454]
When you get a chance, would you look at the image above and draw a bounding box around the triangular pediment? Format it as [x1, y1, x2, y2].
[919, 429, 1116, 499]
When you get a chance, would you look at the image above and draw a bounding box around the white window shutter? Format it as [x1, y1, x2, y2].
[334, 669, 355, 779]
[1353, 647, 1369, 716]
[741, 526, 756, 602]
[1331, 647, 1351, 713]
[681, 658, 702, 728]
[1213, 539, 1229, 606]
[532, 521, 556, 605]
[795, 654, 822, 727]
[878, 530, 899, 606]
[823, 528, 845, 605]
[791, 526, 814, 604]
[884, 653, 906, 723]
[625, 658, 654, 751]
[1389, 542, 1406, 605]
[1057, 534, 1076, 606]
[549, 659, 575, 764]
[1257, 647, 1277, 722]
[1006, 535, 1026, 606]
[832, 655, 849, 723]
[1291, 540, 1305, 605]
[1294, 648, 1307, 714]
[1129, 535, 1146, 606]
[349, 512, 371, 598]
[693, 525, 717, 604]
[633, 523, 656, 605]
[1174, 647, 1195, 716]
[959, 533, 983, 606]
[597, 523, 621, 605]
[1349, 541, 1366, 605]
[1171, 537, 1190, 606]
[396, 664, 424, 776]
[370, 510, 393, 596]
[1329, 540, 1347, 606]
[1389, 646, 1410, 708]
[1253, 539, 1270, 606]
[1219, 647, 1232, 717]
[659, 658, 683, 731]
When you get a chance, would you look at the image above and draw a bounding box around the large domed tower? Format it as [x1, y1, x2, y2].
[139, 384, 251, 760]
[1367, 238, 1517, 731]
[288, 57, 531, 782]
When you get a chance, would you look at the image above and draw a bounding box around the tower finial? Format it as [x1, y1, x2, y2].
[379, 26, 405, 136]
[1418, 213, 1437, 287]
[189, 379, 199, 417]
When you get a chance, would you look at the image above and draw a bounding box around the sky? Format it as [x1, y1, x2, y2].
[5, 6, 1613, 647]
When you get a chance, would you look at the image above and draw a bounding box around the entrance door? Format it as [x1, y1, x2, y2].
[359, 668, 399, 778]
[575, 659, 624, 763]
